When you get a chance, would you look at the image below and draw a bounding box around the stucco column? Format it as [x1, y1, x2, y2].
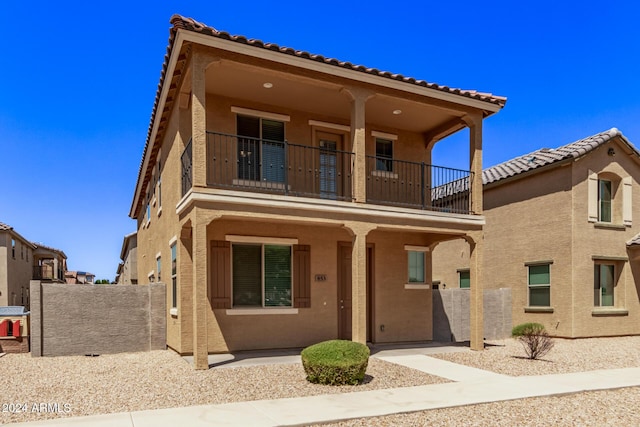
[467, 232, 484, 351]
[192, 208, 209, 369]
[191, 50, 219, 188]
[463, 113, 483, 214]
[53, 258, 59, 281]
[342, 88, 373, 203]
[344, 222, 376, 344]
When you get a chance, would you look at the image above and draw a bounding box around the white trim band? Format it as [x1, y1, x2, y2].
[404, 245, 430, 252]
[169, 235, 178, 247]
[309, 120, 350, 132]
[226, 308, 299, 315]
[372, 131, 398, 140]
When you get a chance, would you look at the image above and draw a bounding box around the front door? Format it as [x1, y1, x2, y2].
[316, 131, 343, 199]
[338, 243, 373, 341]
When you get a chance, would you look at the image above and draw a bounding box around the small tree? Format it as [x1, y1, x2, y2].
[511, 323, 554, 360]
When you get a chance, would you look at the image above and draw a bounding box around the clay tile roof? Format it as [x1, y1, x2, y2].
[0, 221, 12, 231]
[131, 15, 507, 217]
[483, 128, 632, 186]
[627, 233, 640, 247]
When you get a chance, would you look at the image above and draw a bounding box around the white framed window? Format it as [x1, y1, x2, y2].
[157, 157, 162, 210]
[375, 138, 393, 172]
[236, 114, 286, 183]
[528, 263, 551, 307]
[594, 263, 614, 307]
[171, 243, 177, 309]
[407, 251, 425, 283]
[232, 243, 292, 307]
[598, 179, 612, 223]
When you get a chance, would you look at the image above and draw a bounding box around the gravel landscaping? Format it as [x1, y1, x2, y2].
[432, 336, 640, 376]
[0, 351, 445, 424]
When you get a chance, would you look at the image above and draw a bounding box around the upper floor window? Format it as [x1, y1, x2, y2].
[11, 239, 15, 258]
[171, 243, 177, 309]
[598, 179, 612, 222]
[156, 255, 162, 282]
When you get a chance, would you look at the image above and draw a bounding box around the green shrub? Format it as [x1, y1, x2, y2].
[511, 322, 554, 360]
[301, 340, 370, 385]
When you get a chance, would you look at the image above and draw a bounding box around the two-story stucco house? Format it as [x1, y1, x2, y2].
[1, 222, 67, 310]
[130, 15, 506, 368]
[433, 128, 640, 338]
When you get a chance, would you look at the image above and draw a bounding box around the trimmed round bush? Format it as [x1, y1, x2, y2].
[511, 322, 554, 360]
[301, 340, 370, 385]
[511, 322, 546, 337]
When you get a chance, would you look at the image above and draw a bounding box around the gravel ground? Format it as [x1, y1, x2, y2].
[431, 336, 640, 376]
[0, 351, 444, 424]
[321, 387, 640, 427]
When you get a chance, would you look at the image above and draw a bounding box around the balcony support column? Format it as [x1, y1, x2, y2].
[191, 207, 209, 369]
[463, 113, 483, 215]
[191, 50, 219, 188]
[466, 232, 484, 351]
[342, 88, 373, 203]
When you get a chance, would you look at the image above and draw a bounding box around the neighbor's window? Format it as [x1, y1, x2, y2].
[157, 159, 162, 209]
[459, 270, 470, 289]
[598, 179, 612, 223]
[594, 263, 614, 307]
[528, 264, 551, 306]
[11, 239, 15, 258]
[232, 243, 292, 307]
[407, 251, 425, 283]
[375, 138, 393, 172]
[171, 244, 177, 309]
[156, 256, 162, 282]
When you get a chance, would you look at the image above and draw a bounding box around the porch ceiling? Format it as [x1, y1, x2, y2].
[204, 60, 460, 134]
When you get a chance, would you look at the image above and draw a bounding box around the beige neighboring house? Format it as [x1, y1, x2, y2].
[65, 271, 95, 284]
[116, 232, 137, 284]
[433, 128, 640, 338]
[129, 15, 506, 368]
[0, 222, 67, 310]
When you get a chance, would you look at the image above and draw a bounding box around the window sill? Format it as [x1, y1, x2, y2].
[0, 336, 19, 340]
[592, 308, 628, 316]
[371, 170, 398, 180]
[157, 206, 163, 217]
[524, 306, 554, 313]
[169, 308, 178, 317]
[404, 283, 430, 290]
[225, 308, 298, 315]
[594, 222, 627, 230]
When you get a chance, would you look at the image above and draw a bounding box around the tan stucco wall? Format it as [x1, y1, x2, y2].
[433, 138, 640, 338]
[0, 232, 34, 307]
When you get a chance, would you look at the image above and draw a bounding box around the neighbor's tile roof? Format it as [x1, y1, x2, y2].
[627, 233, 640, 246]
[483, 128, 632, 186]
[33, 242, 67, 258]
[131, 15, 507, 216]
[0, 221, 12, 231]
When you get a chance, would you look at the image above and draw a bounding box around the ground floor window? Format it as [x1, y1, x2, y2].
[458, 270, 470, 288]
[528, 264, 551, 306]
[232, 244, 292, 307]
[594, 263, 614, 307]
[407, 251, 425, 283]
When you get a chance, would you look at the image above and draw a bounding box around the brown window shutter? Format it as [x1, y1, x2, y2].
[209, 241, 231, 309]
[293, 245, 311, 308]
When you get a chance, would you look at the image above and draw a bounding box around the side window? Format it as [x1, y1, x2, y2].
[407, 251, 425, 283]
[598, 179, 612, 223]
[459, 270, 470, 289]
[528, 264, 551, 307]
[594, 263, 614, 307]
[171, 244, 177, 309]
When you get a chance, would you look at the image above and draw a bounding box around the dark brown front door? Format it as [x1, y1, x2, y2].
[338, 243, 374, 341]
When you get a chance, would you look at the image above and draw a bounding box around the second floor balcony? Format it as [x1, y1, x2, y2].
[181, 131, 473, 215]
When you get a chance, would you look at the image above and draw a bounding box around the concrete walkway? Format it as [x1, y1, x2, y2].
[11, 352, 640, 427]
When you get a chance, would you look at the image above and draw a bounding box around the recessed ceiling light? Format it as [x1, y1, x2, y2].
[392, 109, 402, 115]
[263, 82, 273, 89]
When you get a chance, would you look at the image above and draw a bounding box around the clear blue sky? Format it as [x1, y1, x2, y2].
[1, 1, 639, 281]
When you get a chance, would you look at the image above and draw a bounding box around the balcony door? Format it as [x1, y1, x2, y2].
[317, 131, 343, 200]
[237, 115, 285, 183]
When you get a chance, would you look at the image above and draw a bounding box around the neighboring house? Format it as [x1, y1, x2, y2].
[65, 271, 95, 284]
[129, 15, 506, 368]
[116, 232, 137, 284]
[1, 222, 67, 310]
[433, 128, 640, 338]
